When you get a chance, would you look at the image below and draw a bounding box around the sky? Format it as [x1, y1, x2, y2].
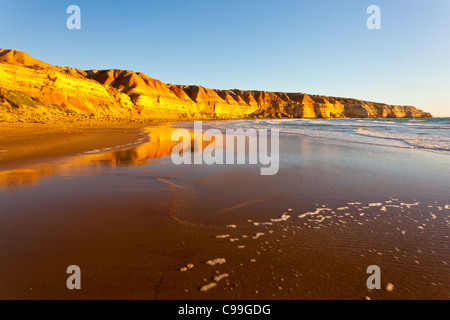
[1, 0, 449, 116]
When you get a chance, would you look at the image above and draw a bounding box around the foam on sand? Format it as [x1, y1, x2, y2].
[180, 263, 194, 272]
[309, 216, 331, 223]
[271, 213, 291, 222]
[400, 202, 420, 208]
[369, 203, 383, 207]
[298, 208, 332, 219]
[253, 222, 273, 226]
[205, 258, 227, 266]
[200, 282, 217, 292]
[213, 274, 229, 282]
[252, 233, 265, 240]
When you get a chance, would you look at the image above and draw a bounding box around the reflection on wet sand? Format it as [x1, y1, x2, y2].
[0, 125, 210, 188]
[0, 166, 55, 188]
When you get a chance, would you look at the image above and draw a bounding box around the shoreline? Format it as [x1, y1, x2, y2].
[0, 122, 154, 171]
[1, 117, 448, 172]
[0, 118, 242, 171]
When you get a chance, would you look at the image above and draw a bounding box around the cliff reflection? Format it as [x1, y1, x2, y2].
[0, 125, 206, 188]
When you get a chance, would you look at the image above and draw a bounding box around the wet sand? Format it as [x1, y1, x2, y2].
[0, 123, 150, 171]
[0, 121, 448, 300]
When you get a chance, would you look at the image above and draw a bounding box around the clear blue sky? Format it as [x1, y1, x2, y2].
[1, 0, 449, 116]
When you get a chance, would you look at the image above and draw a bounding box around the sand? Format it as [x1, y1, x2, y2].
[0, 121, 448, 300]
[0, 122, 151, 171]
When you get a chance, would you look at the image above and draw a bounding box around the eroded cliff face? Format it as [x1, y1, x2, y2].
[0, 49, 139, 122]
[0, 49, 432, 123]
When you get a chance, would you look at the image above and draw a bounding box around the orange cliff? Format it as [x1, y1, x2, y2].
[0, 48, 432, 123]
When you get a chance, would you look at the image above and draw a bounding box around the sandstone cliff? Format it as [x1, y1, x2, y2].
[0, 49, 432, 123]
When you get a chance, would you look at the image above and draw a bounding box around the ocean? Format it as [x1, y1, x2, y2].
[209, 118, 450, 154]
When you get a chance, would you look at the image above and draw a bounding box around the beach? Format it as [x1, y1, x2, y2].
[0, 122, 152, 171]
[0, 120, 448, 300]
